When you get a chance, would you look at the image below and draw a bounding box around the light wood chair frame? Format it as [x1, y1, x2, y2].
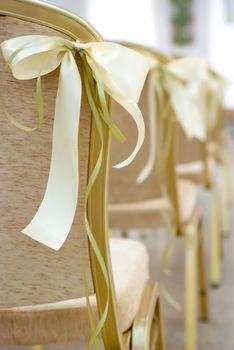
[0, 1, 164, 349]
[109, 42, 209, 350]
[126, 42, 224, 288]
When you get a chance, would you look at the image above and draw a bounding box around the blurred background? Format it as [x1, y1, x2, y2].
[51, 0, 234, 114]
[49, 2, 234, 349]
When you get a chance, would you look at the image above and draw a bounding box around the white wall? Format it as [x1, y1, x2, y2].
[156, 0, 234, 108]
[48, 0, 85, 16]
[156, 0, 209, 56]
[85, 0, 158, 46]
[49, 0, 157, 46]
[207, 0, 234, 108]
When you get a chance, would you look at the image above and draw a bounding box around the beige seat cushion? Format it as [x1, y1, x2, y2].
[176, 158, 216, 184]
[109, 180, 198, 228]
[0, 238, 149, 345]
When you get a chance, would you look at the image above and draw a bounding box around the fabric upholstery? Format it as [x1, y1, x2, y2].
[0, 238, 149, 345]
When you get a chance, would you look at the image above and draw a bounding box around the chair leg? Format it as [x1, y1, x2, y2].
[222, 155, 231, 237]
[210, 188, 221, 287]
[221, 199, 230, 238]
[197, 221, 209, 321]
[156, 298, 166, 350]
[131, 281, 165, 350]
[185, 224, 198, 350]
[224, 150, 233, 207]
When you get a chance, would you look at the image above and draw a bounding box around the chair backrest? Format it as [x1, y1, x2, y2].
[109, 76, 165, 204]
[0, 13, 93, 308]
[176, 126, 204, 164]
[109, 44, 183, 229]
[110, 44, 204, 232]
[0, 1, 123, 348]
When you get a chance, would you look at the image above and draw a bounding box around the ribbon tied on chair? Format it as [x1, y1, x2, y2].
[1, 35, 152, 250]
[163, 56, 208, 140]
[138, 56, 209, 183]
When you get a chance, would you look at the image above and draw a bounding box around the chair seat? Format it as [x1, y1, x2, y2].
[109, 179, 198, 228]
[0, 238, 149, 346]
[176, 158, 216, 184]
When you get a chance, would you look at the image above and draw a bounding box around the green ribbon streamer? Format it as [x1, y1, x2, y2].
[148, 67, 181, 312]
[0, 45, 125, 349]
[81, 53, 110, 349]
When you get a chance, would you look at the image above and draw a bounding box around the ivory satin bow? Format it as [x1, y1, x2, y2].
[1, 35, 152, 249]
[138, 56, 209, 183]
[163, 56, 208, 140]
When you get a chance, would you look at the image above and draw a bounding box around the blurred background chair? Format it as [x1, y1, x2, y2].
[109, 43, 209, 350]
[174, 66, 230, 287]
[144, 48, 229, 288]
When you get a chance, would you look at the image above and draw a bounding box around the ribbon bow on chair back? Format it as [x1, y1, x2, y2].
[138, 55, 209, 183]
[163, 56, 208, 140]
[1, 35, 152, 250]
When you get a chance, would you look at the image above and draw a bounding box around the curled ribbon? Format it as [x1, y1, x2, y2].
[1, 35, 152, 250]
[137, 67, 159, 183]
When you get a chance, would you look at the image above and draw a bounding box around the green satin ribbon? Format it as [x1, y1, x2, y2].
[82, 53, 110, 349]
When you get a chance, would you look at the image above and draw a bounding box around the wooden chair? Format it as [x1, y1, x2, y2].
[142, 49, 227, 288]
[148, 49, 228, 288]
[206, 68, 232, 235]
[109, 44, 209, 350]
[175, 68, 230, 287]
[0, 1, 165, 349]
[176, 123, 224, 289]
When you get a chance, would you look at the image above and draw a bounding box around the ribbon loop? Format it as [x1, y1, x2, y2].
[1, 35, 69, 79]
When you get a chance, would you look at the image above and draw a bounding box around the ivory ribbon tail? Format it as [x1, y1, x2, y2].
[137, 74, 157, 183]
[22, 52, 81, 250]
